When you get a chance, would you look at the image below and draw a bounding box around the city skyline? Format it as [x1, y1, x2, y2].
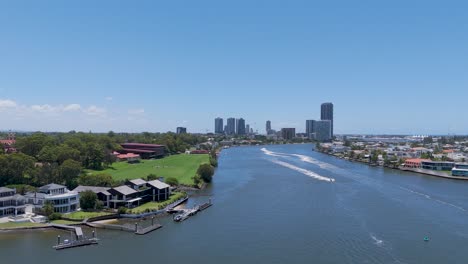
[1, 2, 468, 134]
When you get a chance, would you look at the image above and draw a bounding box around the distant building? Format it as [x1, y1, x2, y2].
[314, 120, 332, 142]
[421, 161, 454, 171]
[0, 187, 26, 217]
[246, 124, 250, 135]
[321, 102, 334, 137]
[281, 128, 296, 140]
[236, 118, 246, 135]
[215, 117, 224, 134]
[226, 118, 236, 135]
[0, 132, 17, 154]
[120, 143, 165, 159]
[305, 120, 316, 139]
[25, 184, 79, 213]
[176, 127, 187, 134]
[266, 120, 272, 134]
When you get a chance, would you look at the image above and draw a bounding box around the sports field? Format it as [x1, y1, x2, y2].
[88, 154, 209, 185]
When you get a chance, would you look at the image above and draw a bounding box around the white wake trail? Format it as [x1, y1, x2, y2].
[272, 160, 335, 182]
[260, 148, 290, 158]
[292, 154, 340, 170]
[399, 187, 466, 212]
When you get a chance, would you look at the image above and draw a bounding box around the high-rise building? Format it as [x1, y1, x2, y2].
[246, 124, 250, 135]
[226, 118, 236, 135]
[321, 102, 334, 137]
[236, 118, 246, 135]
[266, 120, 272, 134]
[176, 127, 187, 134]
[314, 120, 332, 142]
[215, 117, 224, 134]
[306, 120, 316, 139]
[281, 128, 296, 140]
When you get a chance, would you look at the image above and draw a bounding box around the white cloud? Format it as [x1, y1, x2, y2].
[84, 105, 107, 116]
[63, 104, 81, 112]
[128, 108, 145, 115]
[30, 104, 55, 112]
[105, 97, 113, 101]
[0, 99, 17, 109]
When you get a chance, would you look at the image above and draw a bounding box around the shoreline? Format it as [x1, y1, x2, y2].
[315, 149, 468, 181]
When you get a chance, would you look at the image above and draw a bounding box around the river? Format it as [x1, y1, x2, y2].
[1, 144, 468, 263]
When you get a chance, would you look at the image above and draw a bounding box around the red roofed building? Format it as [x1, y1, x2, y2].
[404, 158, 431, 168]
[116, 153, 141, 163]
[120, 143, 165, 159]
[0, 133, 17, 154]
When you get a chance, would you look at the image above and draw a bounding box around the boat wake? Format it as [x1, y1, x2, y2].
[291, 154, 340, 170]
[271, 160, 335, 182]
[399, 187, 467, 212]
[260, 148, 290, 158]
[370, 234, 384, 246]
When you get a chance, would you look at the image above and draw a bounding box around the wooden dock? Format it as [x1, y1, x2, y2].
[173, 200, 212, 222]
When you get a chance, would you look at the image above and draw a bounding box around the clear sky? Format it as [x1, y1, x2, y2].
[0, 1, 467, 134]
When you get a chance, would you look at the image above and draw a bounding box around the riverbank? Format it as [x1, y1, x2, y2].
[315, 149, 468, 180]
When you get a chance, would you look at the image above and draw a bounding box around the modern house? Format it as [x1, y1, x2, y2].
[403, 159, 431, 169]
[25, 184, 79, 213]
[452, 163, 468, 177]
[0, 187, 26, 217]
[421, 161, 455, 171]
[73, 186, 112, 208]
[107, 179, 171, 209]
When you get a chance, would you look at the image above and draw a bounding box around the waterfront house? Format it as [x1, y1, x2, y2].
[108, 185, 139, 209]
[452, 163, 468, 177]
[0, 187, 26, 217]
[403, 159, 431, 169]
[73, 186, 112, 208]
[147, 180, 171, 201]
[25, 184, 79, 213]
[421, 161, 455, 171]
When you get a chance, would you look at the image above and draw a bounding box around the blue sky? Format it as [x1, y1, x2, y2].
[0, 1, 467, 134]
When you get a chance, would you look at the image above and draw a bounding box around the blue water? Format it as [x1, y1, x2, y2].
[1, 144, 468, 263]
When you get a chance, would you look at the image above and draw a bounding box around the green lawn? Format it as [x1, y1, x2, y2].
[128, 192, 186, 214]
[0, 222, 47, 229]
[63, 211, 112, 220]
[88, 154, 209, 185]
[50, 220, 81, 225]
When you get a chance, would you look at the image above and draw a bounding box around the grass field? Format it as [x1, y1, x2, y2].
[63, 211, 113, 220]
[128, 192, 186, 214]
[0, 222, 47, 229]
[88, 154, 209, 185]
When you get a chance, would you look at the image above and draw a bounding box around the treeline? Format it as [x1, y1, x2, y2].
[0, 131, 207, 189]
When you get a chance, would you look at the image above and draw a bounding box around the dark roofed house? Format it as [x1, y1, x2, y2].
[108, 185, 140, 209]
[119, 143, 165, 159]
[73, 186, 112, 208]
[147, 180, 171, 201]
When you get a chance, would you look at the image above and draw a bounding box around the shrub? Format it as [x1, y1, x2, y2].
[165, 177, 179, 186]
[118, 207, 128, 214]
[49, 213, 62, 221]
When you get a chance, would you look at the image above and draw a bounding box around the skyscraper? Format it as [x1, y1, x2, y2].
[306, 120, 316, 139]
[315, 120, 332, 142]
[266, 120, 272, 134]
[226, 118, 236, 135]
[176, 127, 187, 134]
[281, 128, 296, 140]
[246, 124, 250, 135]
[321, 102, 334, 137]
[236, 118, 246, 135]
[215, 117, 224, 134]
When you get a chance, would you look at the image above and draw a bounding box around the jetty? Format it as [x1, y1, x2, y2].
[51, 224, 99, 250]
[173, 200, 212, 222]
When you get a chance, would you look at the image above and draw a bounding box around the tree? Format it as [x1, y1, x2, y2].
[197, 163, 214, 183]
[192, 175, 202, 186]
[79, 173, 114, 187]
[80, 191, 98, 211]
[59, 159, 82, 189]
[165, 177, 179, 186]
[43, 201, 54, 217]
[83, 143, 104, 170]
[15, 133, 56, 158]
[146, 174, 158, 181]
